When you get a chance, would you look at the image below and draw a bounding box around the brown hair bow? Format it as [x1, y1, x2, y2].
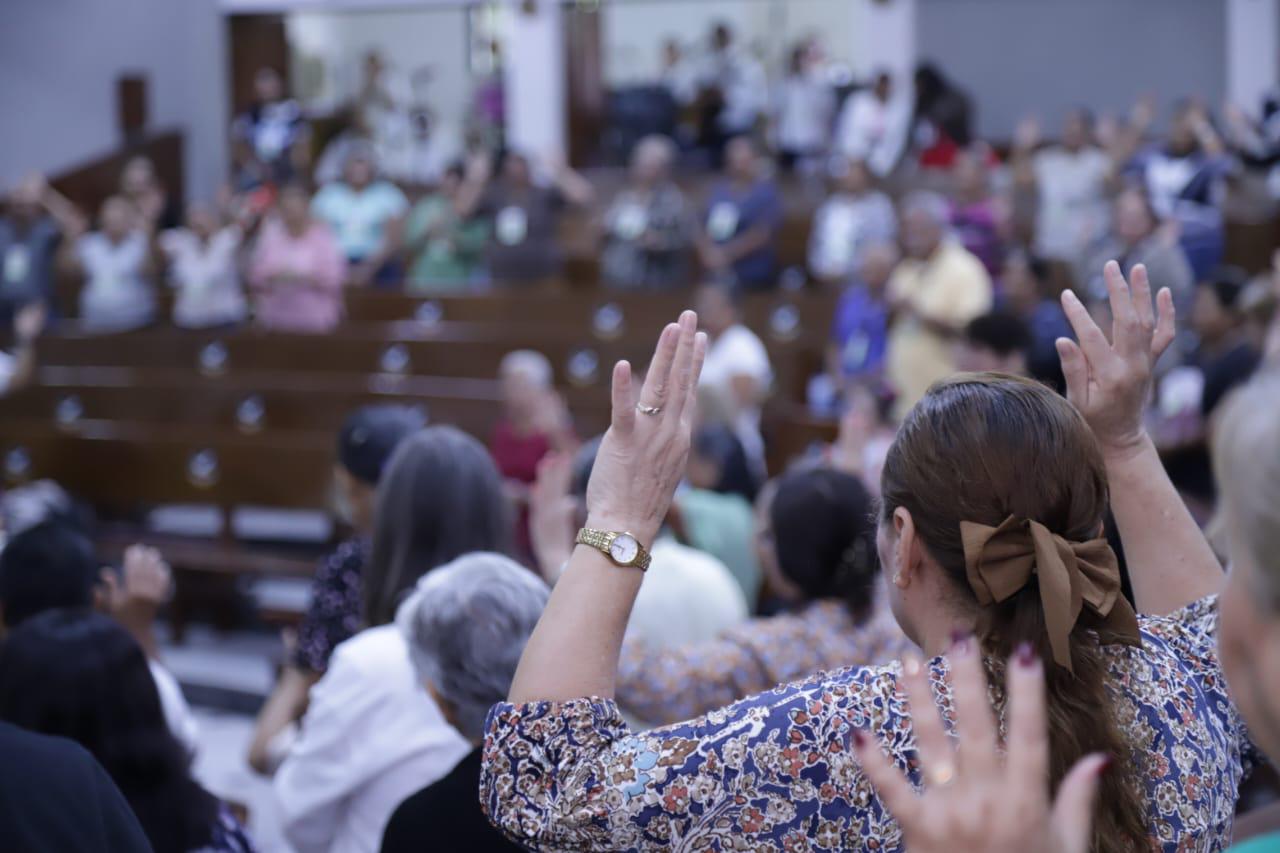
[960, 516, 1140, 671]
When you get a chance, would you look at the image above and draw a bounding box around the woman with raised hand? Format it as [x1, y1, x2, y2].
[481, 263, 1251, 852]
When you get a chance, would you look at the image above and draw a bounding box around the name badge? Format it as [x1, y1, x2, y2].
[496, 206, 528, 246]
[613, 203, 649, 240]
[706, 202, 739, 242]
[3, 245, 30, 284]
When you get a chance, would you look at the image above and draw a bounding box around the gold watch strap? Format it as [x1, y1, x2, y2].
[575, 528, 652, 571]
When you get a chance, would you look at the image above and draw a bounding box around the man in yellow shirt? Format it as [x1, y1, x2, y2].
[886, 191, 993, 418]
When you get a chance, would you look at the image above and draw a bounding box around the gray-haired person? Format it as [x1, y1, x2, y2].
[380, 553, 549, 852]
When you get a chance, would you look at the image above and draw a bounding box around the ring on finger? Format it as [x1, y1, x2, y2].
[635, 403, 662, 416]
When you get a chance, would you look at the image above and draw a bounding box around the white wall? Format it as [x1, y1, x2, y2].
[1227, 0, 1280, 111]
[0, 0, 228, 201]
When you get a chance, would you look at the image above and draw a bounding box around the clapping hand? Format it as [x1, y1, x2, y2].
[1056, 262, 1175, 458]
[854, 640, 1107, 853]
[584, 311, 706, 546]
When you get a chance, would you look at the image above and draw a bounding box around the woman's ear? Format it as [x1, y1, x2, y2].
[892, 507, 918, 589]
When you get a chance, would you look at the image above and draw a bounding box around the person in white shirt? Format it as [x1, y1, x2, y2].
[68, 196, 157, 332]
[159, 201, 247, 329]
[274, 425, 512, 853]
[695, 23, 768, 159]
[807, 157, 898, 284]
[836, 71, 910, 178]
[773, 41, 835, 171]
[695, 282, 772, 477]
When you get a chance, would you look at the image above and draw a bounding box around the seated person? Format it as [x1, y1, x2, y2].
[617, 466, 913, 726]
[600, 134, 693, 289]
[0, 522, 198, 752]
[955, 311, 1033, 376]
[248, 405, 425, 775]
[828, 241, 898, 392]
[380, 553, 550, 852]
[248, 183, 347, 333]
[159, 200, 247, 329]
[65, 195, 158, 332]
[490, 350, 578, 489]
[999, 250, 1071, 391]
[311, 145, 408, 286]
[695, 282, 773, 475]
[0, 610, 254, 852]
[0, 174, 83, 320]
[274, 427, 510, 853]
[454, 150, 594, 284]
[403, 163, 488, 293]
[696, 136, 783, 290]
[807, 157, 896, 285]
[948, 147, 1006, 279]
[1078, 187, 1194, 315]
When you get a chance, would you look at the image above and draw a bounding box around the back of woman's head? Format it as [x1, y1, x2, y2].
[880, 373, 1146, 853]
[771, 467, 878, 618]
[364, 426, 513, 625]
[0, 609, 216, 853]
[690, 423, 758, 503]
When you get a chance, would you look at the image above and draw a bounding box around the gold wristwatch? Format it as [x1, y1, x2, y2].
[575, 528, 652, 572]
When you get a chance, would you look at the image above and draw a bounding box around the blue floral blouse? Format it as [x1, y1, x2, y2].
[617, 593, 915, 727]
[482, 596, 1257, 852]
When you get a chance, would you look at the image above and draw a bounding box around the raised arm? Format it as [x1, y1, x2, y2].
[509, 311, 706, 704]
[1055, 261, 1223, 615]
[453, 151, 492, 220]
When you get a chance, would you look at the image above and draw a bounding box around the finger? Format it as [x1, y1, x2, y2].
[949, 635, 1000, 781]
[1060, 289, 1112, 368]
[667, 311, 699, 421]
[852, 729, 924, 829]
[1151, 287, 1176, 360]
[1055, 338, 1089, 410]
[610, 360, 635, 436]
[899, 654, 954, 785]
[1129, 263, 1155, 332]
[1102, 260, 1140, 357]
[1005, 646, 1050, 800]
[1048, 753, 1108, 853]
[679, 331, 708, 427]
[640, 322, 680, 408]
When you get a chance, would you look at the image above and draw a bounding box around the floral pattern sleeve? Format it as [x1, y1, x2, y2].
[616, 638, 770, 727]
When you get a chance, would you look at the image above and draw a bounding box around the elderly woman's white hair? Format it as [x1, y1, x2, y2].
[499, 349, 553, 389]
[396, 552, 550, 740]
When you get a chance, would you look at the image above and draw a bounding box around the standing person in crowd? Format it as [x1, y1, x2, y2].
[0, 610, 254, 852]
[247, 405, 424, 776]
[311, 146, 408, 287]
[230, 67, 309, 189]
[380, 553, 549, 853]
[1079, 187, 1193, 311]
[696, 136, 783, 290]
[600, 135, 693, 290]
[695, 282, 772, 474]
[482, 267, 1255, 852]
[0, 720, 152, 853]
[0, 174, 84, 320]
[772, 40, 834, 173]
[65, 195, 158, 332]
[618, 466, 912, 726]
[119, 156, 180, 232]
[911, 62, 975, 168]
[455, 150, 595, 285]
[827, 241, 898, 392]
[159, 200, 247, 329]
[1010, 110, 1114, 264]
[692, 23, 767, 165]
[403, 162, 488, 293]
[885, 190, 993, 418]
[807, 157, 897, 286]
[274, 426, 511, 853]
[948, 146, 1006, 279]
[836, 71, 909, 178]
[999, 249, 1071, 390]
[248, 183, 347, 333]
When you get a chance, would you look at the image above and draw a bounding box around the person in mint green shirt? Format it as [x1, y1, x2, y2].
[310, 145, 408, 286]
[404, 164, 488, 292]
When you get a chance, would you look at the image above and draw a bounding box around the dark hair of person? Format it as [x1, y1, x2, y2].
[336, 404, 426, 486]
[964, 311, 1032, 359]
[443, 161, 467, 182]
[0, 609, 220, 853]
[691, 423, 759, 503]
[1201, 265, 1249, 312]
[0, 522, 99, 628]
[363, 426, 512, 625]
[879, 374, 1148, 853]
[770, 467, 879, 621]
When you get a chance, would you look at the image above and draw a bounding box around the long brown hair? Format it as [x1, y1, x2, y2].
[880, 374, 1147, 853]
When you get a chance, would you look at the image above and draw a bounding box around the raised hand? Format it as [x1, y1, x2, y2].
[528, 452, 578, 582]
[1055, 262, 1175, 457]
[853, 640, 1106, 853]
[584, 310, 707, 546]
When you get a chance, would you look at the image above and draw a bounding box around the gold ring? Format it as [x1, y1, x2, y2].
[636, 403, 662, 416]
[927, 763, 957, 788]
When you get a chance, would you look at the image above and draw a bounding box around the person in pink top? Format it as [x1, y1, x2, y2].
[249, 183, 347, 333]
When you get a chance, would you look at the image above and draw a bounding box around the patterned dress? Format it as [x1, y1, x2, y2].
[482, 596, 1257, 852]
[617, 594, 915, 727]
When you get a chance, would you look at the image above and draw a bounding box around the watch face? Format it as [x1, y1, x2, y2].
[609, 533, 640, 565]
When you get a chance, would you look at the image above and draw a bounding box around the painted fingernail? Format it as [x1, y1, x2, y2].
[851, 729, 867, 748]
[1014, 642, 1037, 668]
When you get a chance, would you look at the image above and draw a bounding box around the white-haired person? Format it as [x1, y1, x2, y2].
[885, 189, 993, 419]
[490, 350, 579, 509]
[380, 553, 550, 852]
[600, 135, 694, 290]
